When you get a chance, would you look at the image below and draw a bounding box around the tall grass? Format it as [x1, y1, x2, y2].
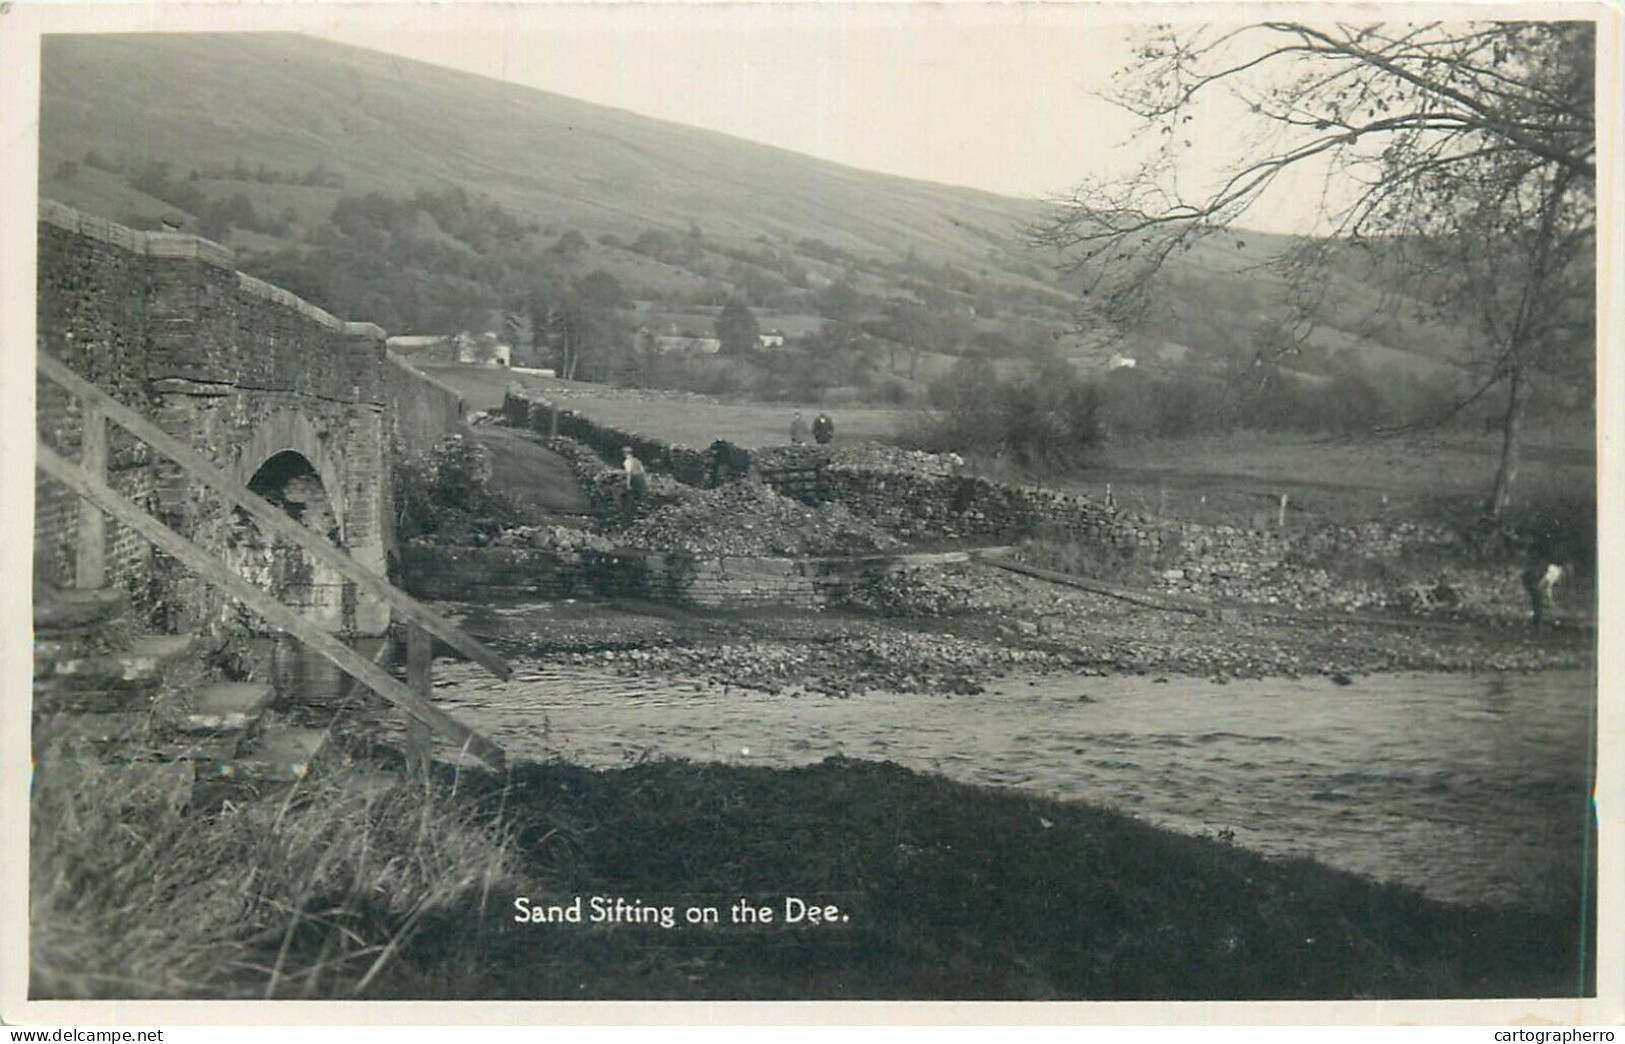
[29, 746, 518, 999]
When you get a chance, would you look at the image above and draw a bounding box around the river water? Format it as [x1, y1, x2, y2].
[420, 660, 1596, 908]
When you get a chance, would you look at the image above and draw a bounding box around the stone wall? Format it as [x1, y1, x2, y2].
[35, 202, 391, 636]
[385, 352, 468, 456]
[35, 206, 164, 593]
[499, 389, 1122, 539]
[494, 389, 1473, 612]
[396, 543, 959, 610]
[501, 391, 715, 486]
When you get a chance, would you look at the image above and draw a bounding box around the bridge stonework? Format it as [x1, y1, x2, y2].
[35, 203, 461, 641]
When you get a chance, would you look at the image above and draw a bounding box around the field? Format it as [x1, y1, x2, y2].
[1044, 426, 1596, 530]
[416, 361, 909, 448]
[418, 361, 1594, 543]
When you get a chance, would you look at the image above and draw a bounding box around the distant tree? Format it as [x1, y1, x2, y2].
[715, 297, 760, 355]
[575, 269, 626, 312]
[553, 229, 588, 262]
[632, 228, 680, 263]
[53, 160, 78, 183]
[817, 279, 865, 326]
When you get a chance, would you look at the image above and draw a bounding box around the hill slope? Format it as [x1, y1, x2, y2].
[38, 32, 1476, 391]
[40, 32, 1043, 267]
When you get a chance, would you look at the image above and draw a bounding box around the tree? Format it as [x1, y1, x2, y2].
[1035, 21, 1596, 520]
[632, 228, 679, 263]
[552, 228, 588, 262]
[715, 297, 760, 355]
[529, 269, 628, 381]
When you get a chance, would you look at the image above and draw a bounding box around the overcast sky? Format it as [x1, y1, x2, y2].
[317, 4, 1350, 234]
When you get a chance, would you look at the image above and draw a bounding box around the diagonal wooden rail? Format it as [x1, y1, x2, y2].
[38, 354, 510, 680]
[37, 444, 506, 769]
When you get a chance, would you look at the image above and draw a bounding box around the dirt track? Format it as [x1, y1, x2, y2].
[472, 426, 592, 523]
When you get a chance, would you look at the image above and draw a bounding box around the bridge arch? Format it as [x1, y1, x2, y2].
[226, 448, 350, 633]
[234, 410, 347, 538]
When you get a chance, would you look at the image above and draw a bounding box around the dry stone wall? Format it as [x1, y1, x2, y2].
[501, 391, 714, 486]
[396, 542, 963, 610]
[496, 387, 1480, 613]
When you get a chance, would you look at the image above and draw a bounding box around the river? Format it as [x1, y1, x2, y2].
[417, 660, 1595, 908]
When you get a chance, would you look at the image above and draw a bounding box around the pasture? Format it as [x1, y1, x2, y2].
[1046, 426, 1595, 532]
[416, 361, 909, 448]
[416, 361, 1593, 536]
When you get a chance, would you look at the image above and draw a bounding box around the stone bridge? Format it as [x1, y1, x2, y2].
[33, 202, 467, 649]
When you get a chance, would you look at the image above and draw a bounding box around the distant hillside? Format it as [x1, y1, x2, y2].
[38, 32, 1474, 394]
[41, 34, 1046, 265]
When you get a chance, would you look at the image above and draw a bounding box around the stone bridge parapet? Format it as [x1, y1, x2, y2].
[35, 202, 467, 642]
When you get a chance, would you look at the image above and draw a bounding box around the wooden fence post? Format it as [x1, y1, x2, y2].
[37, 441, 507, 769]
[75, 402, 107, 589]
[404, 622, 434, 777]
[1277, 493, 1290, 530]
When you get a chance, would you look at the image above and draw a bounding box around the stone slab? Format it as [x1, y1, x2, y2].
[179, 682, 276, 734]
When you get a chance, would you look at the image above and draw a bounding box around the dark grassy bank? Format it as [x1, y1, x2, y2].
[379, 758, 1591, 1001]
[33, 753, 1593, 1001]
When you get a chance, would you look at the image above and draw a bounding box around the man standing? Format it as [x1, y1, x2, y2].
[1522, 547, 1564, 630]
[789, 412, 808, 445]
[621, 445, 647, 522]
[1519, 519, 1571, 630]
[812, 412, 834, 446]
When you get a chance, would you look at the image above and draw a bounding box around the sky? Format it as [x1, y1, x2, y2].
[316, 4, 1353, 234]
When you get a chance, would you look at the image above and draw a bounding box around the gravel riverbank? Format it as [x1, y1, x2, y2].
[441, 560, 1591, 696]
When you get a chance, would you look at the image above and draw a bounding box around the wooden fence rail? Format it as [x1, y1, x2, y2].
[38, 354, 510, 679]
[36, 353, 508, 770]
[37, 446, 506, 769]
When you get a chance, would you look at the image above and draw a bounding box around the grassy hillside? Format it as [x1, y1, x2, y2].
[39, 32, 1485, 398]
[40, 33, 1045, 268]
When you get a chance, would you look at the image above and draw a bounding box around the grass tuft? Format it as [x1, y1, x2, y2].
[29, 750, 519, 1000]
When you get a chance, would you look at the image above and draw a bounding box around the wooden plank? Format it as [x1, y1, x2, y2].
[75, 401, 107, 589]
[36, 444, 506, 771]
[37, 355, 510, 680]
[974, 549, 1213, 616]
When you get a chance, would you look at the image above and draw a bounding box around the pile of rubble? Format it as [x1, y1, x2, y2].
[486, 524, 620, 554]
[829, 443, 965, 478]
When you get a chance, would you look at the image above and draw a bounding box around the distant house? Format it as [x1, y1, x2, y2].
[634, 322, 723, 356]
[757, 330, 787, 349]
[653, 335, 721, 355]
[1107, 353, 1137, 371]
